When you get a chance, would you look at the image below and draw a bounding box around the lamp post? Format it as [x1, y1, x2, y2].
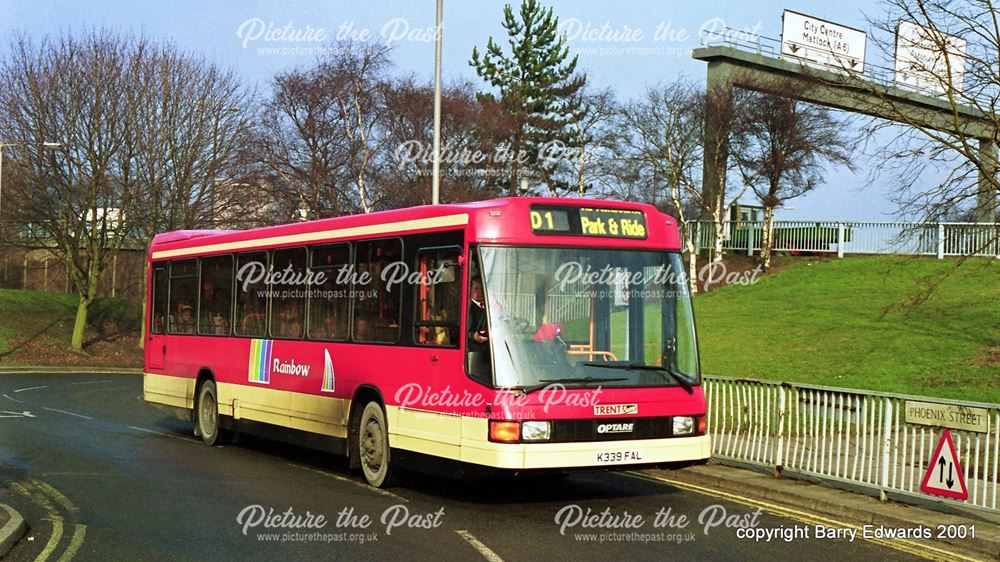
[431, 0, 443, 205]
[0, 141, 62, 219]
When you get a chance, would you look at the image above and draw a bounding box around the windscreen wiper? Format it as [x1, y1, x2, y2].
[583, 362, 695, 395]
[520, 376, 628, 395]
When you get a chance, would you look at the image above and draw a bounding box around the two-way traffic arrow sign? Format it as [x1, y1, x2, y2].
[920, 430, 968, 501]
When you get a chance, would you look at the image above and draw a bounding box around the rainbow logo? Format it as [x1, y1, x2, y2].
[248, 339, 273, 384]
[322, 349, 336, 393]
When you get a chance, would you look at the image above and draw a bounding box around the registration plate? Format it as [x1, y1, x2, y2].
[595, 450, 644, 464]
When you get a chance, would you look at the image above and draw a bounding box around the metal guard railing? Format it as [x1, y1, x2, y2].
[704, 375, 1000, 514]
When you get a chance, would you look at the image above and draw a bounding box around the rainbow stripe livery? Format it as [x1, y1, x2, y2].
[322, 349, 336, 392]
[248, 339, 273, 384]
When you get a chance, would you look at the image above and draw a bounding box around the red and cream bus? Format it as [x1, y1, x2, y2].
[143, 197, 709, 487]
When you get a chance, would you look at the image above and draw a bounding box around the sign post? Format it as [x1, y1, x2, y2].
[919, 430, 969, 501]
[781, 10, 867, 73]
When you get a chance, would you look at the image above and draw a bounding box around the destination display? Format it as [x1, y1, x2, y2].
[530, 206, 647, 239]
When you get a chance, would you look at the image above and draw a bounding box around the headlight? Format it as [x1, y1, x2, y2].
[521, 421, 552, 441]
[673, 416, 695, 436]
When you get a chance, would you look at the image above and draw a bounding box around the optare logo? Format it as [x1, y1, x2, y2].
[594, 404, 638, 416]
[597, 422, 634, 434]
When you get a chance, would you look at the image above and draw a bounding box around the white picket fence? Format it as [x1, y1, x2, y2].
[704, 375, 1000, 514]
[690, 221, 1000, 258]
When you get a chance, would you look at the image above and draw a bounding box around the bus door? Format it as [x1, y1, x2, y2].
[148, 264, 168, 370]
[413, 246, 464, 381]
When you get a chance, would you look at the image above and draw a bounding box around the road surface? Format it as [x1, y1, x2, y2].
[0, 373, 927, 561]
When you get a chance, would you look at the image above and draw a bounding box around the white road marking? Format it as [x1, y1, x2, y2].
[42, 407, 93, 420]
[0, 410, 35, 418]
[3, 393, 24, 403]
[14, 385, 47, 393]
[287, 463, 409, 503]
[68, 380, 112, 386]
[455, 530, 505, 562]
[127, 425, 195, 442]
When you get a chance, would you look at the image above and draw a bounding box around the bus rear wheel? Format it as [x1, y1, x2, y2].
[196, 380, 224, 446]
[358, 401, 395, 487]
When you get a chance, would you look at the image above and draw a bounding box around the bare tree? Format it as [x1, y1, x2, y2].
[568, 87, 621, 197]
[259, 63, 350, 220]
[0, 31, 254, 351]
[860, 0, 999, 221]
[382, 78, 503, 207]
[131, 44, 256, 233]
[619, 81, 703, 291]
[325, 42, 395, 213]
[700, 83, 756, 265]
[259, 42, 395, 217]
[0, 32, 147, 350]
[737, 87, 855, 270]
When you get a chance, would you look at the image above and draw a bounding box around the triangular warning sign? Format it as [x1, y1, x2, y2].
[920, 430, 968, 501]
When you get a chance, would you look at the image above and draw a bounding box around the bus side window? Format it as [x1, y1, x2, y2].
[308, 244, 351, 341]
[413, 248, 461, 347]
[152, 266, 167, 334]
[270, 247, 307, 340]
[354, 238, 402, 343]
[235, 251, 268, 337]
[168, 259, 198, 335]
[199, 255, 233, 336]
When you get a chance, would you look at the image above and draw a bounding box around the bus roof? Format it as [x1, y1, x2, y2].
[149, 197, 682, 260]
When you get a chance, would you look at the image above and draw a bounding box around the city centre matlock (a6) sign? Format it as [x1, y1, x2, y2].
[920, 430, 969, 501]
[781, 10, 867, 73]
[894, 20, 966, 96]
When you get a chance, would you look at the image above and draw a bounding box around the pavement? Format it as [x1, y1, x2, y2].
[657, 462, 1000, 561]
[0, 502, 26, 558]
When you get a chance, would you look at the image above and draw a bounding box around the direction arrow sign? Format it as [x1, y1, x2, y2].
[781, 10, 867, 73]
[894, 20, 966, 96]
[919, 430, 968, 501]
[0, 410, 35, 418]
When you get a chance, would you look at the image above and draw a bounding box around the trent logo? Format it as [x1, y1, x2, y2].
[248, 339, 273, 384]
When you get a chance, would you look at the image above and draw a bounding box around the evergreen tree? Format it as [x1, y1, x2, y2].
[470, 0, 586, 196]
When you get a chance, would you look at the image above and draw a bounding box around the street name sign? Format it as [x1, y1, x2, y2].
[904, 400, 989, 433]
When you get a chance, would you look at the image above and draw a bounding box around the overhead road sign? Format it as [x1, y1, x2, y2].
[781, 10, 867, 73]
[894, 20, 966, 96]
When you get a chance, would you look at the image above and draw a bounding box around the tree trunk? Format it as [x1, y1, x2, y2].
[711, 207, 725, 264]
[138, 297, 147, 349]
[70, 257, 100, 351]
[687, 238, 698, 295]
[761, 205, 776, 271]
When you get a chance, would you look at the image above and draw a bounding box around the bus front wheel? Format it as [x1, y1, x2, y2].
[358, 402, 395, 487]
[196, 380, 224, 446]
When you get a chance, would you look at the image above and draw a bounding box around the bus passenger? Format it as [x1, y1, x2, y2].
[354, 315, 370, 341]
[176, 303, 195, 334]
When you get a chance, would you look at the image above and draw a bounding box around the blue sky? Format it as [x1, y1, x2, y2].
[0, 0, 935, 220]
